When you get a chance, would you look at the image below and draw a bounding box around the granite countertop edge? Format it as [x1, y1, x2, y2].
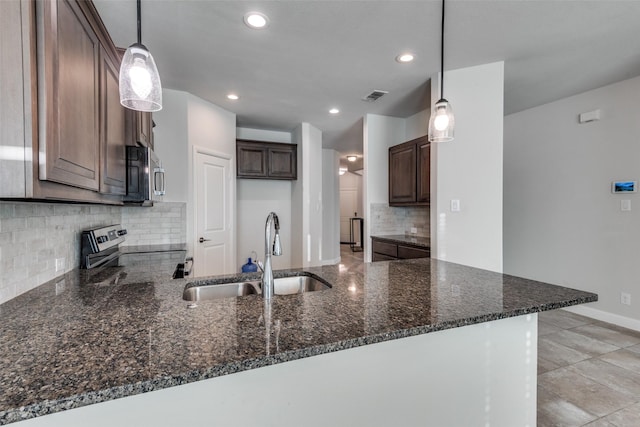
[0, 290, 596, 425]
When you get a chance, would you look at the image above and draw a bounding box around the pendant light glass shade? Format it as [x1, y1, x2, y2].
[428, 0, 454, 143]
[119, 0, 162, 112]
[119, 43, 162, 112]
[428, 98, 454, 142]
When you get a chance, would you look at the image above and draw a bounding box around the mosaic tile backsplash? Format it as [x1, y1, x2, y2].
[0, 201, 186, 304]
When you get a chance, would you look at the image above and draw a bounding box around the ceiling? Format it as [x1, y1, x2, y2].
[94, 0, 640, 160]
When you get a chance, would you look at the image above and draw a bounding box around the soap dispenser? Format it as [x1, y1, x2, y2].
[241, 257, 258, 273]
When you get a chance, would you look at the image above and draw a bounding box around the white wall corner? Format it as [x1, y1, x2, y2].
[431, 61, 504, 273]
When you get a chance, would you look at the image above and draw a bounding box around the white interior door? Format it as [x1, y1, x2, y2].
[340, 189, 358, 243]
[194, 150, 233, 277]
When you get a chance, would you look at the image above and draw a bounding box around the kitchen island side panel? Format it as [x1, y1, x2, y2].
[18, 314, 537, 427]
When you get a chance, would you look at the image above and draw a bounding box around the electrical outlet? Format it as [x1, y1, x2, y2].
[410, 227, 418, 235]
[55, 257, 65, 273]
[621, 292, 631, 305]
[621, 200, 631, 211]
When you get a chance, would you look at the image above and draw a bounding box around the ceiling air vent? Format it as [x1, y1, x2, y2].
[362, 90, 388, 102]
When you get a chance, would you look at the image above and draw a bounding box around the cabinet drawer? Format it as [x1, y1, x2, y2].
[372, 240, 398, 258]
[398, 245, 430, 259]
[372, 252, 397, 262]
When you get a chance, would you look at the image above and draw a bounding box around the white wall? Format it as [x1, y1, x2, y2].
[405, 109, 430, 141]
[322, 149, 340, 264]
[504, 75, 640, 328]
[290, 126, 304, 269]
[236, 127, 293, 271]
[362, 114, 406, 261]
[430, 61, 504, 272]
[237, 127, 292, 143]
[153, 89, 189, 202]
[292, 123, 324, 268]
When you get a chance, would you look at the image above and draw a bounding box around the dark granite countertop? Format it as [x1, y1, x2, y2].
[371, 234, 430, 249]
[0, 258, 596, 424]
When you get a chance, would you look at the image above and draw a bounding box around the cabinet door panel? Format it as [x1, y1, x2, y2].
[389, 144, 416, 204]
[237, 143, 268, 177]
[398, 245, 430, 259]
[268, 147, 297, 179]
[372, 252, 397, 262]
[372, 240, 398, 258]
[41, 0, 100, 190]
[100, 48, 126, 195]
[417, 141, 430, 203]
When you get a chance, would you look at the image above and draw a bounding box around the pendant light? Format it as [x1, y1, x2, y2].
[428, 0, 454, 142]
[119, 0, 162, 112]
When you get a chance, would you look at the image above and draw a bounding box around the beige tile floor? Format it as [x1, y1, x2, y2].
[538, 309, 640, 426]
[337, 245, 640, 426]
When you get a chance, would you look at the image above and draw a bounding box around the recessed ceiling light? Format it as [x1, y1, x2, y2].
[227, 94, 239, 100]
[329, 108, 340, 114]
[396, 53, 415, 63]
[347, 155, 357, 162]
[244, 12, 269, 29]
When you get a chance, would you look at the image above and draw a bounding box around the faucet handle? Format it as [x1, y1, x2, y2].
[256, 260, 264, 272]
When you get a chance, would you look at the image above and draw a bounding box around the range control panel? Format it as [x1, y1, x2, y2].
[83, 225, 127, 254]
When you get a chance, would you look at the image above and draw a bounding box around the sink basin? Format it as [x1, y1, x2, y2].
[183, 275, 331, 302]
[183, 281, 259, 301]
[271, 275, 330, 295]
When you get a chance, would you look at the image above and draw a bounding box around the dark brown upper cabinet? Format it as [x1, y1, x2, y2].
[236, 140, 297, 180]
[389, 136, 430, 206]
[0, 0, 127, 203]
[39, 0, 102, 191]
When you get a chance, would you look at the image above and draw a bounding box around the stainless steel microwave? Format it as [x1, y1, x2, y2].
[124, 146, 165, 206]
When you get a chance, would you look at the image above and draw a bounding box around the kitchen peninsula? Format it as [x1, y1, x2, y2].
[0, 258, 596, 426]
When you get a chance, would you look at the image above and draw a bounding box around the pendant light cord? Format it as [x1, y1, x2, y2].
[137, 0, 142, 45]
[440, 0, 445, 99]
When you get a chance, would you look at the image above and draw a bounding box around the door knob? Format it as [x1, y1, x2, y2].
[199, 237, 210, 243]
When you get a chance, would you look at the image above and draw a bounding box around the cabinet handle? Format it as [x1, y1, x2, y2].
[199, 237, 210, 243]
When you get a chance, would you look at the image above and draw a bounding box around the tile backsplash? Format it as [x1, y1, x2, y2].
[370, 203, 430, 237]
[0, 201, 186, 304]
[121, 202, 186, 247]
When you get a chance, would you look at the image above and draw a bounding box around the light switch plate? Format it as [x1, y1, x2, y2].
[450, 199, 460, 212]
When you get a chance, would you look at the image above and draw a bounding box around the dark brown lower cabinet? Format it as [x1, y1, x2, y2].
[371, 237, 430, 262]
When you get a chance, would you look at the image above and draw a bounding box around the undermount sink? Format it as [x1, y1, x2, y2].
[183, 275, 331, 302]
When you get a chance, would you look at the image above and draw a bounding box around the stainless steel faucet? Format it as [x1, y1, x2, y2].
[262, 212, 282, 300]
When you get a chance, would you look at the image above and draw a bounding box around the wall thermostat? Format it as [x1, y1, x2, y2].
[612, 180, 637, 193]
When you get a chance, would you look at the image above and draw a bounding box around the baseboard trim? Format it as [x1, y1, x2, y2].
[562, 305, 640, 332]
[322, 256, 341, 266]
